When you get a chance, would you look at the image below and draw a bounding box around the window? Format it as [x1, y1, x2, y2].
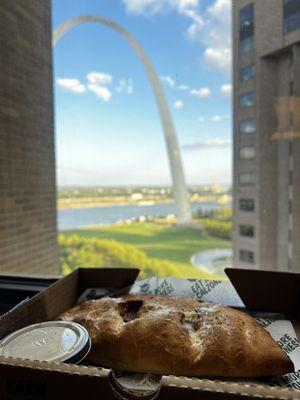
[239, 120, 256, 134]
[284, 0, 300, 33]
[50, 1, 237, 280]
[240, 4, 254, 53]
[240, 146, 256, 160]
[239, 173, 255, 186]
[239, 199, 255, 212]
[239, 224, 255, 238]
[240, 64, 255, 82]
[2, 0, 300, 283]
[240, 92, 255, 108]
[240, 4, 254, 29]
[240, 37, 254, 53]
[239, 250, 255, 263]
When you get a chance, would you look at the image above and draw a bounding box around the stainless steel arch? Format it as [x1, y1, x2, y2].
[53, 15, 192, 224]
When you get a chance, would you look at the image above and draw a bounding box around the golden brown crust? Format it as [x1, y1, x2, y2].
[60, 295, 294, 377]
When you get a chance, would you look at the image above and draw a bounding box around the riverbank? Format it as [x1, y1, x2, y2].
[57, 194, 231, 210]
[57, 200, 223, 231]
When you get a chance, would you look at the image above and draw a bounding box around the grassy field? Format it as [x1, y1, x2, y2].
[61, 223, 232, 278]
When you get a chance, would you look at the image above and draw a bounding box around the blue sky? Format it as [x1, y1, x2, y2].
[52, 0, 232, 186]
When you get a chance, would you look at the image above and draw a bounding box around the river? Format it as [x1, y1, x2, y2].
[58, 201, 219, 231]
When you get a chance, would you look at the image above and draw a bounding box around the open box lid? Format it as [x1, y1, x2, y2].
[225, 267, 300, 317]
[0, 267, 300, 399]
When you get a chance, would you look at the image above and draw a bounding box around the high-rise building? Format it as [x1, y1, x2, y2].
[233, 0, 300, 271]
[0, 0, 59, 275]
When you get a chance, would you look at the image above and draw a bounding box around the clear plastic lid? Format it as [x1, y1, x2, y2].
[0, 321, 91, 364]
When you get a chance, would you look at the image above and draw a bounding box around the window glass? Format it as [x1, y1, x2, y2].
[240, 37, 254, 53]
[240, 4, 254, 30]
[240, 146, 256, 160]
[284, 0, 300, 33]
[240, 120, 256, 134]
[2, 0, 300, 281]
[239, 250, 255, 263]
[239, 199, 255, 212]
[240, 64, 255, 81]
[239, 173, 255, 186]
[239, 4, 254, 53]
[240, 92, 255, 108]
[239, 224, 255, 238]
[50, 0, 234, 280]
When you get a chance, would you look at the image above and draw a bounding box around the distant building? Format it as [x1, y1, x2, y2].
[233, 0, 300, 271]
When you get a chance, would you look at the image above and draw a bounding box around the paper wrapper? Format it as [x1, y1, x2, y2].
[130, 277, 300, 390]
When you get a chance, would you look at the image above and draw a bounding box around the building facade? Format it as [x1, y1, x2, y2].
[233, 0, 300, 271]
[0, 1, 59, 275]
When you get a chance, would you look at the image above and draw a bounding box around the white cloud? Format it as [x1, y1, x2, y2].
[197, 116, 205, 123]
[116, 79, 134, 94]
[185, 0, 232, 73]
[177, 1, 204, 41]
[178, 0, 199, 9]
[208, 0, 231, 23]
[56, 78, 85, 94]
[204, 47, 231, 73]
[160, 75, 176, 88]
[87, 72, 113, 85]
[220, 83, 232, 95]
[116, 80, 126, 93]
[122, 0, 232, 73]
[127, 82, 134, 94]
[121, 0, 205, 43]
[183, 138, 231, 150]
[122, 0, 170, 15]
[185, 10, 205, 40]
[203, 0, 232, 72]
[178, 84, 189, 91]
[174, 100, 184, 109]
[122, 0, 199, 15]
[88, 84, 112, 102]
[190, 87, 211, 98]
[211, 115, 222, 122]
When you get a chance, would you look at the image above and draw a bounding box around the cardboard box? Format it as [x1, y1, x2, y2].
[0, 267, 300, 400]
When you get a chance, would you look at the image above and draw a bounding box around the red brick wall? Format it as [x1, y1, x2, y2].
[0, 0, 59, 275]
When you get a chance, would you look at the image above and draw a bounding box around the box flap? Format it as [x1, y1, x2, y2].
[78, 268, 140, 292]
[225, 268, 300, 316]
[0, 268, 140, 340]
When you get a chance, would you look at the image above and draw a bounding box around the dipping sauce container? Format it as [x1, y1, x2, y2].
[0, 321, 91, 364]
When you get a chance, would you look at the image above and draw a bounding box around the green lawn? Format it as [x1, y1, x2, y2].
[62, 222, 231, 271]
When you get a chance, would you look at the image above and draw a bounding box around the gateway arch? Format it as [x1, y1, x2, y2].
[53, 15, 192, 224]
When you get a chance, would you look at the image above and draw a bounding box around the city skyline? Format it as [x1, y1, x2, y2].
[52, 0, 232, 186]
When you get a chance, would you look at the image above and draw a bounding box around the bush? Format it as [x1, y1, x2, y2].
[202, 220, 232, 240]
[58, 234, 203, 279]
[217, 207, 232, 221]
[193, 207, 232, 222]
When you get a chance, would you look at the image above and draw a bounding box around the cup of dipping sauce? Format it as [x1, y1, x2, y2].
[0, 321, 91, 364]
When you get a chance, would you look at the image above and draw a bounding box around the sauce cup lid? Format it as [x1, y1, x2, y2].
[0, 321, 91, 364]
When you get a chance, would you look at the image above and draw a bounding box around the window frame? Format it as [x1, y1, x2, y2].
[239, 3, 255, 53]
[239, 172, 255, 186]
[239, 91, 255, 108]
[240, 64, 255, 82]
[239, 198, 255, 212]
[239, 224, 255, 238]
[239, 119, 256, 134]
[239, 249, 255, 263]
[284, 0, 300, 34]
[239, 145, 256, 160]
